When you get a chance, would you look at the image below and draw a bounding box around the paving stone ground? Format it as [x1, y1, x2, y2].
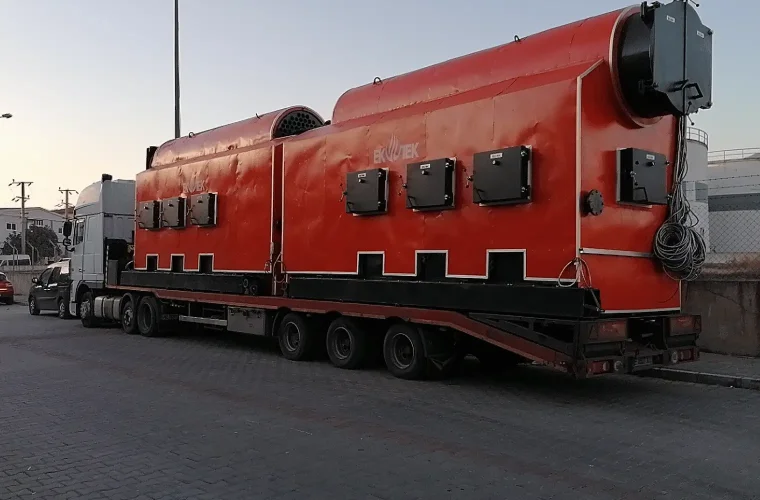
[1, 302, 759, 500]
[668, 351, 760, 380]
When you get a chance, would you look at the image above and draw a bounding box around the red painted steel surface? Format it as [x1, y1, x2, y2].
[283, 64, 587, 280]
[134, 108, 303, 273]
[135, 5, 682, 313]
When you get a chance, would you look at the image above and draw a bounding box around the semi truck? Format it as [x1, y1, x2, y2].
[64, 1, 709, 380]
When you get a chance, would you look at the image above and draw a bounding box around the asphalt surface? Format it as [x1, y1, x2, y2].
[0, 303, 758, 500]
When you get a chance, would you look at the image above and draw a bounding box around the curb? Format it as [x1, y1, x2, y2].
[640, 368, 760, 391]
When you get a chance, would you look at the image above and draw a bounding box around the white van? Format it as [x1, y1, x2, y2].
[0, 254, 32, 267]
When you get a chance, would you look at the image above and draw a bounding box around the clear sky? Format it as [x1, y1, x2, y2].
[0, 0, 754, 210]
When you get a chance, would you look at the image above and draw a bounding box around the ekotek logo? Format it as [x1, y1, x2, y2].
[373, 135, 420, 164]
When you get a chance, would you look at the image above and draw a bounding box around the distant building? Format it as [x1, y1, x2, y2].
[0, 207, 67, 246]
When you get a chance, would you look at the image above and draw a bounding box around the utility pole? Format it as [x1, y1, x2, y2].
[58, 187, 78, 220]
[9, 180, 32, 257]
[174, 0, 181, 138]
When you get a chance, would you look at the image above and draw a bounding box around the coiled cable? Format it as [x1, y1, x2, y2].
[653, 116, 706, 281]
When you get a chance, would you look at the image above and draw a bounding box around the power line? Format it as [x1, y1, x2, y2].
[57, 187, 78, 220]
[9, 180, 32, 257]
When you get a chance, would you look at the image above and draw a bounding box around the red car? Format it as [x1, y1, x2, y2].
[0, 272, 14, 305]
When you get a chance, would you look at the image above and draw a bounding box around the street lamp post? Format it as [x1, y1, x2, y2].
[174, 0, 181, 138]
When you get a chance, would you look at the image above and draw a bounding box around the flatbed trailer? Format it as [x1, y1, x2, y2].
[83, 280, 700, 380]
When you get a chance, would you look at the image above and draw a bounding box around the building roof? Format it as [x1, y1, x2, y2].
[0, 207, 66, 221]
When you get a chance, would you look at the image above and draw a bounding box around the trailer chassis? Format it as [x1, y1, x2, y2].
[82, 284, 700, 381]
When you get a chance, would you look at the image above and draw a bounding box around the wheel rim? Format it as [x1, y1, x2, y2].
[283, 322, 301, 352]
[123, 304, 134, 329]
[59, 301, 65, 317]
[390, 332, 415, 370]
[331, 327, 352, 360]
[28, 298, 35, 313]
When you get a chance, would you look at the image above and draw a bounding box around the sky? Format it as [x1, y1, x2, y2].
[0, 0, 755, 210]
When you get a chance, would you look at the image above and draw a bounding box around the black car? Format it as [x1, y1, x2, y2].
[28, 260, 72, 319]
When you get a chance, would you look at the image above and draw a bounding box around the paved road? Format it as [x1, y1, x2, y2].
[1, 303, 758, 500]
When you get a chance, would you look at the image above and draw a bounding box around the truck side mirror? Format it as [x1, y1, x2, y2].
[63, 220, 72, 237]
[31, 277, 38, 284]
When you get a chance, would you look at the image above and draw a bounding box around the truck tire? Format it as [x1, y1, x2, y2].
[80, 291, 96, 328]
[325, 317, 370, 369]
[120, 294, 139, 335]
[277, 312, 318, 361]
[137, 296, 161, 337]
[383, 323, 427, 380]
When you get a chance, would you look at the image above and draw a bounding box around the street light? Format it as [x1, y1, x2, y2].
[174, 0, 181, 138]
[1, 113, 11, 119]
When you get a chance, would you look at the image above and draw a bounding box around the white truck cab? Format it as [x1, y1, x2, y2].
[64, 174, 135, 317]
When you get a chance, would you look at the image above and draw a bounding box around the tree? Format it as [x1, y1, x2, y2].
[2, 225, 61, 262]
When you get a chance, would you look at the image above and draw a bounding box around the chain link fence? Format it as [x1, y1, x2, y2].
[698, 141, 760, 279]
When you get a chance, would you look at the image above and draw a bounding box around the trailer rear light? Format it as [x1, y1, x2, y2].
[668, 315, 701, 336]
[588, 320, 628, 342]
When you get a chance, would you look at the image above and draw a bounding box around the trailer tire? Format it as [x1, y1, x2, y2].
[277, 312, 318, 361]
[383, 323, 427, 380]
[120, 294, 139, 335]
[137, 296, 161, 337]
[80, 291, 96, 328]
[325, 317, 370, 370]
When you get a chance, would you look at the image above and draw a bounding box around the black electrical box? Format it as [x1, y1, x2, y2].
[472, 146, 532, 205]
[405, 157, 456, 211]
[189, 192, 218, 226]
[137, 200, 160, 230]
[617, 148, 668, 206]
[345, 168, 388, 216]
[161, 196, 186, 229]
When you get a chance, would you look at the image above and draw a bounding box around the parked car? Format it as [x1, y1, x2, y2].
[28, 259, 72, 318]
[0, 272, 14, 304]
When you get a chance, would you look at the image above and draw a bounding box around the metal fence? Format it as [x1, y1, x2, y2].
[708, 148, 760, 163]
[686, 126, 709, 147]
[697, 165, 760, 279]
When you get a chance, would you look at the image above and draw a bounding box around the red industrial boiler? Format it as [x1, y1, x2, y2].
[109, 0, 711, 379]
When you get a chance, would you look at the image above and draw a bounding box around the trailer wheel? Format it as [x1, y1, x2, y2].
[383, 323, 427, 380]
[325, 317, 370, 369]
[80, 291, 96, 328]
[120, 294, 139, 335]
[277, 312, 318, 361]
[137, 296, 161, 337]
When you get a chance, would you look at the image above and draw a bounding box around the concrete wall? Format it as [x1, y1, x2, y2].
[3, 268, 46, 302]
[682, 263, 760, 357]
